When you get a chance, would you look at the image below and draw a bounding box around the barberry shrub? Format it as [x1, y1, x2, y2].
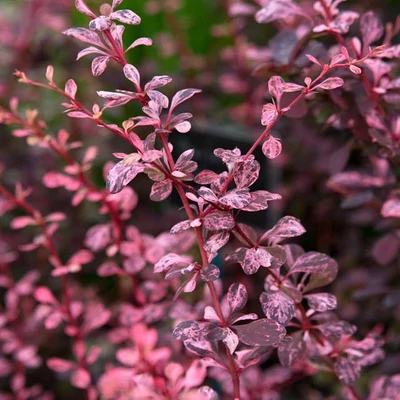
[0, 0, 399, 399]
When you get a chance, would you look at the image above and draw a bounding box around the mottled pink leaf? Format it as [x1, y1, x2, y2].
[123, 64, 140, 88]
[110, 10, 141, 25]
[84, 224, 111, 252]
[91, 56, 110, 77]
[255, 0, 304, 24]
[200, 264, 220, 281]
[65, 79, 77, 99]
[106, 161, 145, 194]
[260, 291, 295, 326]
[195, 170, 219, 185]
[334, 357, 361, 385]
[262, 135, 282, 159]
[173, 320, 205, 341]
[315, 77, 344, 90]
[204, 231, 230, 255]
[126, 37, 153, 53]
[264, 216, 306, 241]
[222, 328, 239, 354]
[150, 179, 172, 201]
[261, 103, 278, 125]
[203, 211, 235, 231]
[305, 293, 337, 312]
[170, 220, 191, 234]
[170, 89, 201, 112]
[268, 76, 285, 106]
[332, 11, 359, 34]
[62, 28, 103, 47]
[75, 0, 96, 17]
[234, 160, 260, 189]
[89, 16, 112, 31]
[234, 319, 286, 347]
[154, 253, 190, 273]
[227, 283, 248, 312]
[361, 11, 383, 48]
[242, 190, 281, 212]
[184, 360, 207, 389]
[278, 331, 306, 367]
[220, 188, 251, 209]
[318, 321, 356, 340]
[145, 75, 172, 91]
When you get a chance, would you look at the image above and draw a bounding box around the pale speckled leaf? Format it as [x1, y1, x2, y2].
[305, 293, 337, 312]
[234, 319, 286, 347]
[260, 291, 295, 326]
[227, 283, 248, 312]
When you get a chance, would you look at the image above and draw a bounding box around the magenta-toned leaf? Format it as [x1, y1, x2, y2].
[264, 216, 306, 241]
[184, 360, 207, 389]
[260, 291, 295, 326]
[227, 283, 248, 312]
[220, 188, 251, 209]
[327, 171, 385, 192]
[234, 319, 286, 347]
[382, 198, 400, 218]
[234, 160, 260, 189]
[278, 331, 306, 367]
[289, 251, 338, 291]
[318, 321, 356, 340]
[305, 293, 337, 312]
[349, 64, 362, 74]
[315, 77, 344, 90]
[47, 358, 74, 373]
[154, 253, 190, 273]
[89, 16, 112, 31]
[11, 216, 35, 229]
[71, 368, 91, 389]
[145, 75, 172, 91]
[84, 224, 111, 252]
[198, 187, 218, 203]
[200, 264, 220, 281]
[255, 0, 304, 24]
[110, 10, 141, 25]
[170, 89, 202, 112]
[106, 161, 145, 194]
[361, 11, 384, 47]
[173, 320, 205, 341]
[112, 0, 124, 8]
[372, 233, 399, 265]
[334, 357, 361, 385]
[268, 76, 285, 105]
[62, 28, 103, 47]
[204, 231, 230, 255]
[150, 179, 172, 201]
[214, 148, 242, 163]
[195, 170, 219, 185]
[203, 211, 235, 231]
[170, 220, 191, 234]
[306, 54, 322, 66]
[75, 0, 96, 17]
[261, 103, 278, 126]
[228, 247, 261, 275]
[282, 82, 304, 92]
[242, 190, 281, 212]
[332, 11, 360, 34]
[65, 79, 78, 99]
[147, 90, 168, 108]
[262, 135, 282, 159]
[126, 37, 153, 52]
[35, 287, 57, 304]
[123, 64, 140, 88]
[174, 121, 191, 133]
[222, 328, 239, 354]
[91, 56, 110, 77]
[330, 53, 347, 66]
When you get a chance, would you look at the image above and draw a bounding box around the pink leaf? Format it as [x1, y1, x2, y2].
[175, 121, 192, 133]
[184, 360, 207, 389]
[84, 224, 111, 252]
[278, 331, 306, 367]
[34, 287, 57, 304]
[74, 0, 95, 17]
[126, 37, 153, 53]
[109, 10, 141, 25]
[372, 233, 399, 265]
[150, 179, 172, 201]
[349, 65, 362, 75]
[154, 253, 190, 274]
[222, 328, 239, 354]
[123, 64, 141, 88]
[62, 28, 103, 47]
[227, 283, 248, 312]
[200, 264, 220, 281]
[170, 89, 202, 112]
[198, 187, 218, 203]
[203, 210, 235, 231]
[204, 231, 230, 255]
[106, 161, 145, 194]
[262, 135, 282, 159]
[260, 291, 295, 326]
[261, 103, 278, 125]
[382, 198, 400, 218]
[234, 319, 286, 347]
[219, 188, 251, 209]
[65, 79, 78, 99]
[264, 216, 306, 240]
[234, 160, 260, 189]
[91, 56, 110, 77]
[334, 357, 361, 385]
[145, 75, 172, 91]
[242, 190, 281, 212]
[47, 358, 74, 373]
[89, 16, 113, 31]
[268, 76, 285, 106]
[255, 0, 304, 24]
[147, 90, 169, 108]
[11, 216, 35, 229]
[170, 220, 191, 234]
[195, 170, 219, 184]
[305, 293, 337, 312]
[315, 77, 344, 90]
[71, 368, 91, 389]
